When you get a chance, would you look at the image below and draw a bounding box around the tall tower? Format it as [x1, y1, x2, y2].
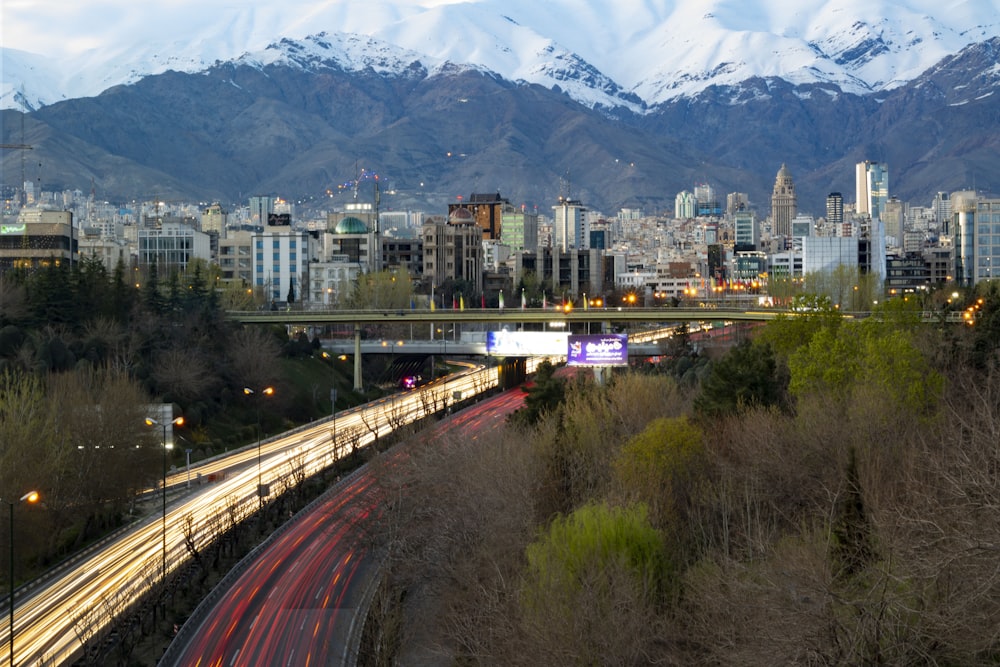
[552, 198, 587, 251]
[855, 161, 888, 283]
[770, 164, 797, 238]
[855, 161, 889, 221]
[826, 192, 844, 228]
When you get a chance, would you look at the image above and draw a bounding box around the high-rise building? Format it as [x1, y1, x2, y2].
[826, 192, 844, 228]
[502, 204, 539, 253]
[694, 183, 720, 216]
[423, 210, 483, 294]
[953, 193, 1000, 286]
[248, 196, 275, 229]
[252, 215, 309, 304]
[727, 192, 750, 216]
[883, 197, 906, 248]
[674, 191, 696, 219]
[855, 161, 888, 282]
[552, 198, 588, 251]
[855, 161, 889, 222]
[770, 164, 797, 238]
[933, 191, 952, 233]
[201, 203, 228, 236]
[734, 210, 758, 250]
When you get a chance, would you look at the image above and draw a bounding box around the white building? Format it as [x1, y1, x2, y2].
[675, 191, 696, 219]
[253, 221, 309, 304]
[137, 221, 211, 273]
[552, 199, 588, 251]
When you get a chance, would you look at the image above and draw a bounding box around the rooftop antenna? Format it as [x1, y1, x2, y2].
[558, 170, 571, 202]
[0, 110, 33, 206]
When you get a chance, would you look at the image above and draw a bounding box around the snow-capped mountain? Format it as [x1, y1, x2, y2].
[2, 0, 999, 112]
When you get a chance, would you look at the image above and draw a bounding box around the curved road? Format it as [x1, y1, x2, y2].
[162, 385, 529, 666]
[2, 362, 510, 667]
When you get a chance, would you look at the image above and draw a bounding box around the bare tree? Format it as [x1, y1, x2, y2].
[360, 409, 382, 452]
[227, 326, 283, 388]
[384, 397, 411, 435]
[340, 423, 365, 460]
[152, 345, 222, 403]
[181, 513, 205, 572]
[70, 601, 103, 664]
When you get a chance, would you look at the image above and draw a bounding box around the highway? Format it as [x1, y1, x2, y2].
[2, 362, 516, 667]
[161, 377, 531, 666]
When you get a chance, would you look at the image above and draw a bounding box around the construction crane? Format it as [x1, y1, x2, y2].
[335, 166, 380, 201]
[0, 144, 33, 150]
[333, 165, 381, 228]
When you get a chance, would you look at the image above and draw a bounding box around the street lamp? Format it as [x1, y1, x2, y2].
[243, 387, 275, 504]
[8, 490, 38, 667]
[144, 415, 183, 582]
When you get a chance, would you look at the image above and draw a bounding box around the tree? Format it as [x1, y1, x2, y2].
[141, 259, 165, 315]
[614, 415, 704, 533]
[344, 270, 412, 310]
[507, 360, 565, 427]
[693, 340, 786, 418]
[830, 447, 875, 579]
[520, 502, 670, 663]
[788, 319, 942, 416]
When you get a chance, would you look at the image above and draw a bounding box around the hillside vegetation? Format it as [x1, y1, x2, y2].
[368, 287, 1000, 665]
[0, 257, 371, 579]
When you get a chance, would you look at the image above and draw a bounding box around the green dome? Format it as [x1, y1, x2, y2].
[334, 216, 368, 234]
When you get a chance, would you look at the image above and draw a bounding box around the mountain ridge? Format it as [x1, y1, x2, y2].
[1, 32, 998, 217]
[4, 0, 1000, 113]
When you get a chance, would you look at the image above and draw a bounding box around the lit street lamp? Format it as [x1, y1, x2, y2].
[7, 490, 39, 667]
[243, 387, 275, 504]
[144, 415, 184, 582]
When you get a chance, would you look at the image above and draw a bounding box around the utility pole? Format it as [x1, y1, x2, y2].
[0, 143, 33, 207]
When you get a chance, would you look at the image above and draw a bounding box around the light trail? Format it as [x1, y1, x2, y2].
[2, 360, 545, 666]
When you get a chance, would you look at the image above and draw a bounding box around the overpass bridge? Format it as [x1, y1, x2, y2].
[227, 306, 963, 389]
[228, 306, 778, 326]
[230, 307, 765, 391]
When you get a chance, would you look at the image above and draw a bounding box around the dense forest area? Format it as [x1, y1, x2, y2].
[366, 287, 1000, 666]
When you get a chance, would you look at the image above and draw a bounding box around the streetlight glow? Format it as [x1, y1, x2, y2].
[145, 414, 184, 583]
[8, 490, 40, 667]
[244, 387, 276, 513]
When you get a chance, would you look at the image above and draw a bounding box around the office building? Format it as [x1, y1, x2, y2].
[502, 205, 539, 253]
[423, 210, 483, 295]
[552, 198, 588, 251]
[953, 194, 1000, 286]
[252, 216, 309, 304]
[856, 161, 889, 222]
[675, 191, 696, 219]
[727, 192, 750, 216]
[137, 221, 211, 273]
[826, 192, 844, 228]
[0, 209, 77, 270]
[734, 209, 759, 250]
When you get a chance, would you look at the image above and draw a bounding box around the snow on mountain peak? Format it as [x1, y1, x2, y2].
[2, 0, 999, 112]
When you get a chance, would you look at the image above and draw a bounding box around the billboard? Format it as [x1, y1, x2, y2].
[486, 330, 569, 356]
[567, 334, 628, 367]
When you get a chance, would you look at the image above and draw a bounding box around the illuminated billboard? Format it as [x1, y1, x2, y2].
[567, 334, 628, 367]
[486, 331, 569, 356]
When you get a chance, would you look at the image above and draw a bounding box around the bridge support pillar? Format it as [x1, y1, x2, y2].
[353, 324, 363, 391]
